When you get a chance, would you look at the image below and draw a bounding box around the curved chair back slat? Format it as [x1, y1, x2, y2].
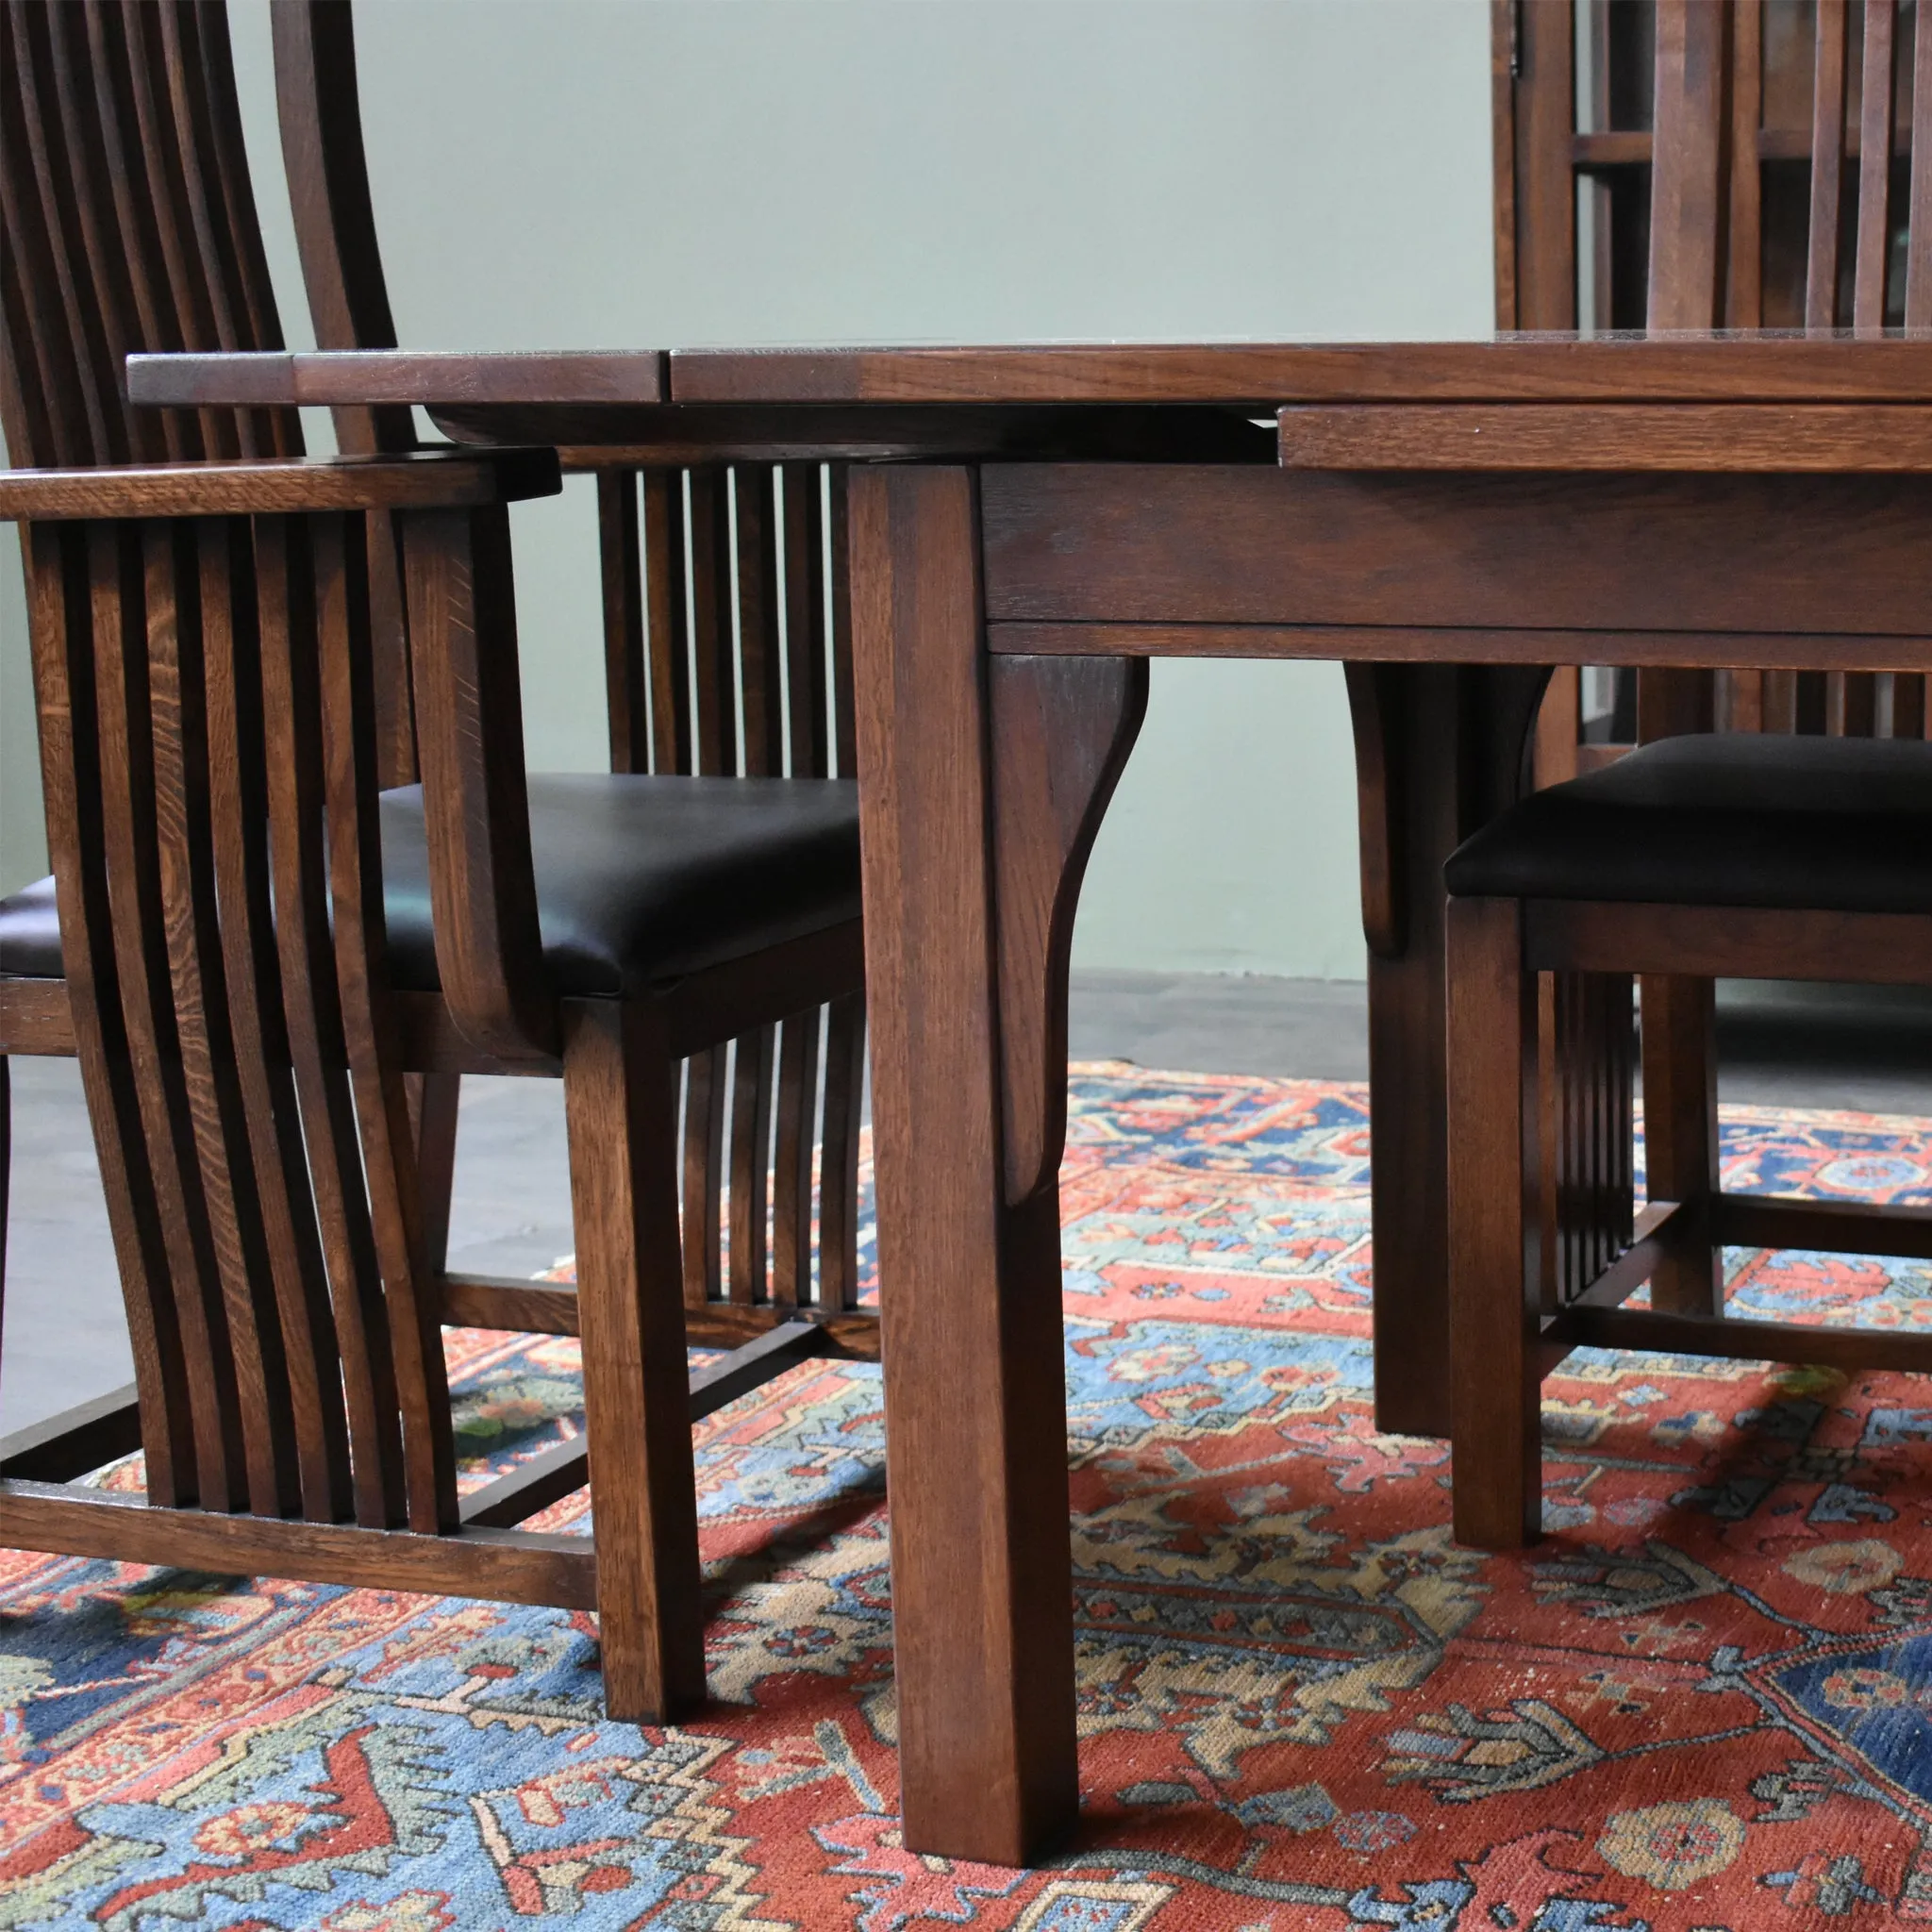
[4, 0, 468, 1530]
[1, 0, 298, 469]
[26, 506, 457, 1527]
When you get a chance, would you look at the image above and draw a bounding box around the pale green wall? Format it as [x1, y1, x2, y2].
[1, 0, 1494, 980]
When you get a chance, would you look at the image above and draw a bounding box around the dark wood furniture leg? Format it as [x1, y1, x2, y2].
[1446, 895, 1541, 1548]
[851, 465, 1079, 1866]
[561, 997, 706, 1723]
[1640, 972, 1724, 1314]
[1349, 663, 1550, 1440]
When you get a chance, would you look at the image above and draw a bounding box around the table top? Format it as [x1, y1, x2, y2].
[129, 334, 1932, 412]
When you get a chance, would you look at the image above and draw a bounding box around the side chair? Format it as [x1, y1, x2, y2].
[0, 0, 863, 1720]
[271, 0, 872, 1341]
[1448, 0, 1932, 1548]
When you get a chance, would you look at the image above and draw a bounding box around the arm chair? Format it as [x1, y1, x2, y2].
[1449, 0, 1932, 1549]
[0, 0, 864, 1721]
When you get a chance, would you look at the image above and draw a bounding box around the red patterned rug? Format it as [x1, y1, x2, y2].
[4, 1065, 1932, 1929]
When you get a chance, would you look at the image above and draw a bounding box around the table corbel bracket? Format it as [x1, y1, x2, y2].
[990, 654, 1149, 1206]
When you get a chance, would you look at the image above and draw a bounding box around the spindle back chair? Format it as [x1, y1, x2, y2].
[0, 0, 867, 1721]
[1499, 0, 1932, 775]
[1450, 0, 1932, 1549]
[270, 1, 871, 1340]
[587, 464, 868, 1332]
[0, 0, 597, 1630]
[3, 0, 874, 1378]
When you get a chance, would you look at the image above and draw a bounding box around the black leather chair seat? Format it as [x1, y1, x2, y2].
[1446, 732, 1932, 914]
[0, 774, 860, 998]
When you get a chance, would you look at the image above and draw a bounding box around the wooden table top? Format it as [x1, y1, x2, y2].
[129, 335, 1932, 412]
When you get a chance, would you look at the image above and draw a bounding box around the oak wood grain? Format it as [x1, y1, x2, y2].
[978, 465, 1932, 637]
[0, 1478, 595, 1609]
[0, 451, 560, 521]
[989, 656, 1147, 1204]
[852, 465, 1077, 1864]
[1278, 403, 1932, 471]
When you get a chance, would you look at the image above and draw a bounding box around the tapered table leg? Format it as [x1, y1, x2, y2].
[850, 465, 1079, 1865]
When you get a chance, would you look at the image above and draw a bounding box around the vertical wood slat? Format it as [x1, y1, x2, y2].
[686, 471, 733, 780]
[79, 1, 197, 463]
[118, 0, 237, 459]
[592, 458, 867, 1320]
[143, 516, 300, 1517]
[728, 469, 784, 1305]
[314, 511, 458, 1536]
[1855, 0, 1901, 334]
[681, 469, 733, 1303]
[81, 2, 199, 463]
[598, 471, 647, 773]
[1726, 0, 1764, 325]
[770, 464, 835, 1304]
[1650, 0, 1733, 330]
[1807, 0, 1851, 330]
[4, 2, 115, 466]
[22, 1, 128, 462]
[1724, 667, 1765, 730]
[1910, 0, 1932, 327]
[1491, 0, 1520, 329]
[91, 518, 248, 1512]
[198, 516, 353, 1523]
[820, 468, 866, 1308]
[154, 2, 281, 459]
[641, 470, 691, 776]
[24, 524, 196, 1504]
[1515, 0, 1577, 330]
[257, 515, 408, 1529]
[0, 1, 302, 471]
[188, 0, 291, 461]
[1827, 669, 1880, 734]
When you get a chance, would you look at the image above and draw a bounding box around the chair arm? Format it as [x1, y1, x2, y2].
[0, 449, 559, 522]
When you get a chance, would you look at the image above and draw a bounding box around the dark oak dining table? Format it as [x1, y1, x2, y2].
[133, 334, 1932, 1864]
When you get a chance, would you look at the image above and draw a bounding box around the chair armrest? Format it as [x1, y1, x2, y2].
[0, 449, 560, 522]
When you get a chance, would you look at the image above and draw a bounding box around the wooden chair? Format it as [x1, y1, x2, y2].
[272, 1, 872, 1343]
[1449, 0, 1932, 1549]
[0, 0, 864, 1719]
[4, 0, 875, 1370]
[1500, 0, 1932, 780]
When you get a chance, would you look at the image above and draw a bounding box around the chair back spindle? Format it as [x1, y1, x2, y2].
[595, 460, 866, 1320]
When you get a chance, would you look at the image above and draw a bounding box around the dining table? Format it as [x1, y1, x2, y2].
[132, 331, 1932, 1865]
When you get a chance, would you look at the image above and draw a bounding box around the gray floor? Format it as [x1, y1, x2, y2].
[8, 970, 1932, 1434]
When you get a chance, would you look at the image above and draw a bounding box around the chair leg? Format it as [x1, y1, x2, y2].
[1447, 897, 1541, 1548]
[409, 1073, 461, 1277]
[561, 999, 706, 1724]
[1640, 974, 1723, 1316]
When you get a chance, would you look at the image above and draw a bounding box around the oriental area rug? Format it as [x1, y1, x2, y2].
[5, 1066, 1932, 1929]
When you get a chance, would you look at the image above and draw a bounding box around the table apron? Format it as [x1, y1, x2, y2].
[984, 622, 1932, 669]
[979, 464, 1932, 641]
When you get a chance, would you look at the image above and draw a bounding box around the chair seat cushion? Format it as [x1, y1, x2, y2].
[1445, 732, 1932, 914]
[0, 774, 860, 998]
[0, 874, 59, 979]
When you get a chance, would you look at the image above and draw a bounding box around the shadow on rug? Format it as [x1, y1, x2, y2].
[4, 1064, 1932, 1928]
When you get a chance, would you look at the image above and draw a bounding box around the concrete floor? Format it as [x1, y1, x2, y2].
[7, 971, 1932, 1434]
